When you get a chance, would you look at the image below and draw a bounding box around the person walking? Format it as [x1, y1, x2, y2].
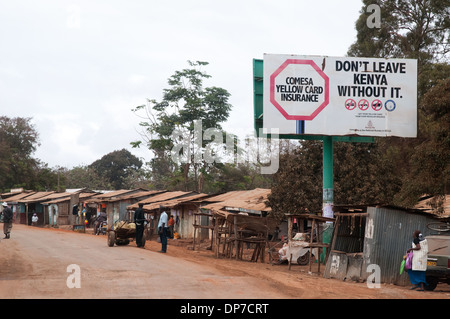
[134, 203, 146, 248]
[407, 230, 429, 291]
[2, 202, 13, 239]
[157, 207, 168, 253]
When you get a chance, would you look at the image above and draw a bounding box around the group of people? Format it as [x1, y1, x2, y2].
[134, 203, 175, 253]
[0, 200, 432, 291]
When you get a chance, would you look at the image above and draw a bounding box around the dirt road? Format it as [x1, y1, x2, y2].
[1, 224, 449, 299]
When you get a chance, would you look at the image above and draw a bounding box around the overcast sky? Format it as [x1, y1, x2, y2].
[0, 0, 364, 169]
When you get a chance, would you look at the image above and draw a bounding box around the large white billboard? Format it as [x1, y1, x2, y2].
[263, 54, 417, 137]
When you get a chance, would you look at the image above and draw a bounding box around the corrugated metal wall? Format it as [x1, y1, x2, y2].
[332, 214, 366, 253]
[362, 207, 436, 286]
[325, 206, 438, 286]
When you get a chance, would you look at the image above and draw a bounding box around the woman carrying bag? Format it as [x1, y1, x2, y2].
[406, 230, 428, 291]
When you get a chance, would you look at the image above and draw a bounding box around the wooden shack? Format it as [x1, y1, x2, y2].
[199, 188, 278, 262]
[127, 191, 209, 239]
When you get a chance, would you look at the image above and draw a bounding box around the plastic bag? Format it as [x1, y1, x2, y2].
[405, 251, 413, 270]
[400, 259, 406, 274]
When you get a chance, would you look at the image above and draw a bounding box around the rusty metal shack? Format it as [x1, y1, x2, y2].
[324, 204, 445, 286]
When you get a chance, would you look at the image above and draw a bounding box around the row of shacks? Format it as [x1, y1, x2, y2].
[0, 187, 275, 245]
[1, 187, 448, 286]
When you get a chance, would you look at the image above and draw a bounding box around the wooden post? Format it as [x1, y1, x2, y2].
[214, 216, 219, 258]
[193, 223, 197, 251]
[309, 218, 316, 273]
[234, 215, 238, 260]
[330, 215, 340, 252]
[287, 215, 292, 241]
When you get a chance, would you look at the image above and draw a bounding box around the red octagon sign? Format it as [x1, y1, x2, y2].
[270, 59, 330, 121]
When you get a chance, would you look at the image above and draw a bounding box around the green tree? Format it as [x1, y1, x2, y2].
[0, 116, 62, 191]
[0, 116, 40, 191]
[132, 61, 233, 192]
[61, 165, 112, 190]
[348, 0, 449, 67]
[394, 78, 450, 209]
[89, 149, 143, 190]
[348, 0, 450, 209]
[268, 139, 401, 217]
[268, 140, 324, 218]
[333, 141, 401, 205]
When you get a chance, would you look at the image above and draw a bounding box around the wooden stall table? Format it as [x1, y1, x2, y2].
[286, 214, 335, 273]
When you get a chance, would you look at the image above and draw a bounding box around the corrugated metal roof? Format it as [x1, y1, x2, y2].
[1, 189, 31, 198]
[202, 188, 270, 203]
[137, 191, 193, 204]
[138, 193, 209, 211]
[84, 188, 150, 203]
[128, 191, 199, 210]
[41, 192, 99, 204]
[107, 190, 166, 202]
[201, 188, 271, 213]
[90, 189, 135, 199]
[3, 192, 37, 202]
[19, 191, 55, 203]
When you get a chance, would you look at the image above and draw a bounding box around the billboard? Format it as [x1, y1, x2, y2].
[263, 54, 417, 137]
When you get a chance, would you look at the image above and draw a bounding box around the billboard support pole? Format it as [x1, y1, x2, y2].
[321, 135, 334, 262]
[322, 135, 333, 215]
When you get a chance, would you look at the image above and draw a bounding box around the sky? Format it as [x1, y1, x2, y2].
[0, 0, 364, 169]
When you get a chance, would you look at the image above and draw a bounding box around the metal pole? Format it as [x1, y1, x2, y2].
[322, 136, 334, 213]
[321, 136, 334, 263]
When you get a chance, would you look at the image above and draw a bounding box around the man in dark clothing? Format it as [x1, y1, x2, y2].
[2, 202, 13, 239]
[134, 203, 146, 248]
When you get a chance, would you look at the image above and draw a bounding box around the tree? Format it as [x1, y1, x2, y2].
[269, 0, 449, 214]
[333, 141, 401, 205]
[268, 140, 323, 218]
[394, 78, 450, 209]
[268, 139, 400, 217]
[89, 149, 143, 190]
[132, 61, 233, 192]
[0, 116, 42, 191]
[0, 116, 63, 191]
[61, 165, 112, 190]
[348, 0, 450, 209]
[348, 0, 449, 67]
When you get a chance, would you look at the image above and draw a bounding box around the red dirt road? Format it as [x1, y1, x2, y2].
[1, 224, 449, 299]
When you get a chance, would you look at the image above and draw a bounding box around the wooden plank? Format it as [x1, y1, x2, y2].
[193, 225, 196, 251]
[334, 212, 368, 217]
